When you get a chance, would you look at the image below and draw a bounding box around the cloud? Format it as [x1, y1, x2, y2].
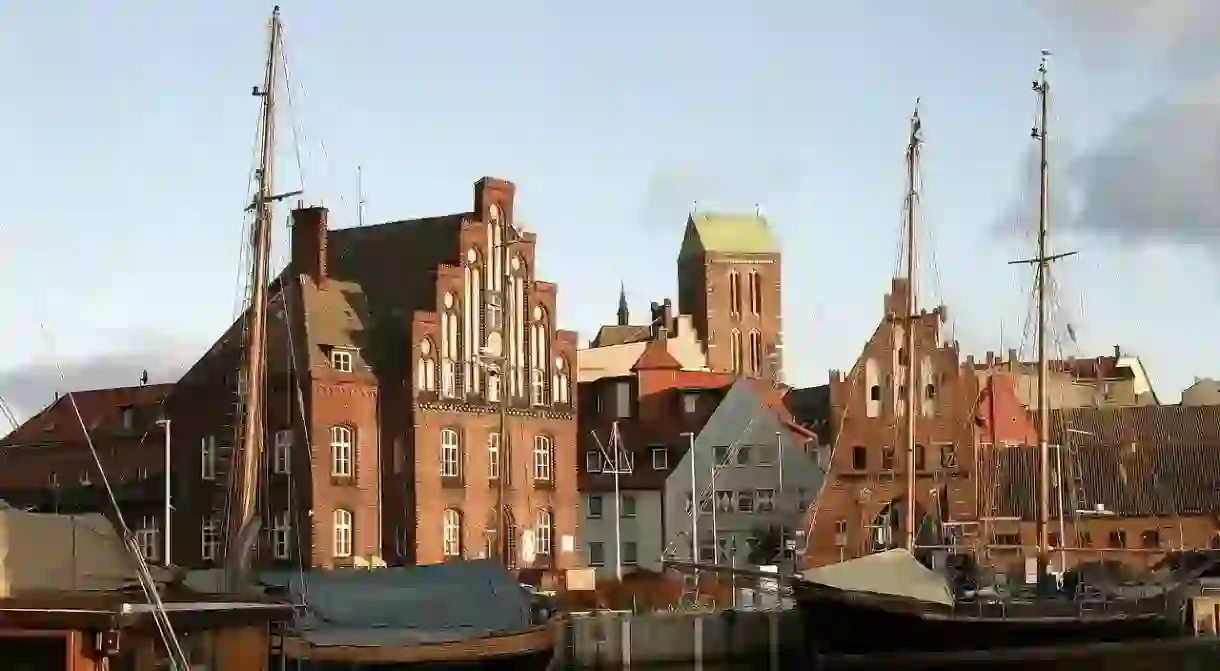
[1010, 0, 1220, 249]
[0, 333, 198, 422]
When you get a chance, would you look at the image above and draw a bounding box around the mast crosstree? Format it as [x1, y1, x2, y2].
[226, 4, 302, 593]
[1008, 51, 1076, 583]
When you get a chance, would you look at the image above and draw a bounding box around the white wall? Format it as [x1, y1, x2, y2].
[577, 489, 664, 579]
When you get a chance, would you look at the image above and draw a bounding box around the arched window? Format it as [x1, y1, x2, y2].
[330, 426, 354, 477]
[464, 247, 483, 395]
[417, 338, 437, 392]
[530, 306, 549, 406]
[533, 435, 553, 482]
[748, 330, 763, 376]
[552, 356, 570, 405]
[443, 508, 463, 557]
[729, 329, 743, 374]
[440, 428, 461, 478]
[728, 271, 742, 315]
[535, 508, 553, 556]
[440, 291, 460, 397]
[333, 509, 353, 557]
[511, 255, 527, 398]
[749, 270, 762, 316]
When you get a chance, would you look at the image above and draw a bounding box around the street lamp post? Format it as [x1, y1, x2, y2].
[155, 418, 172, 566]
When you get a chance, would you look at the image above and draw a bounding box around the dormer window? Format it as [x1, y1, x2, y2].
[331, 348, 354, 373]
[120, 406, 135, 430]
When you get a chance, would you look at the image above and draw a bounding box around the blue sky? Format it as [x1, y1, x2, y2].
[0, 1, 1216, 418]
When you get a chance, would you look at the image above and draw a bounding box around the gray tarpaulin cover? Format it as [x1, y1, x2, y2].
[0, 500, 168, 596]
[187, 559, 534, 647]
[801, 549, 954, 606]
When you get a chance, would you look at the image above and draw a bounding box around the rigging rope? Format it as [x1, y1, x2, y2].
[40, 327, 189, 669]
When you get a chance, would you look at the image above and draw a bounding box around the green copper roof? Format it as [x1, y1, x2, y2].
[679, 212, 779, 257]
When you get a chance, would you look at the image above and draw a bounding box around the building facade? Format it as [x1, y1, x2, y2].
[664, 377, 822, 573]
[3, 177, 581, 573]
[677, 213, 783, 382]
[577, 333, 735, 577]
[0, 384, 174, 562]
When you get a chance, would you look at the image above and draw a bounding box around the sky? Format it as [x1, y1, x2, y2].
[0, 0, 1217, 420]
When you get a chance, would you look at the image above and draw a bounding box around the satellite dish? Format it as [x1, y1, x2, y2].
[520, 529, 536, 565]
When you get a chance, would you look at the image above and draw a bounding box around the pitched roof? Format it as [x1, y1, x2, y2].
[297, 214, 467, 377]
[631, 339, 681, 371]
[590, 324, 651, 348]
[678, 213, 779, 258]
[990, 405, 1220, 520]
[2, 384, 174, 446]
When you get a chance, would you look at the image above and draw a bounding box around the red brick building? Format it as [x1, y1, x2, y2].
[796, 278, 1220, 575]
[0, 384, 174, 559]
[2, 177, 580, 572]
[676, 213, 783, 382]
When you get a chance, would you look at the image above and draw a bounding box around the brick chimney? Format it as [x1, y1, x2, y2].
[291, 206, 328, 284]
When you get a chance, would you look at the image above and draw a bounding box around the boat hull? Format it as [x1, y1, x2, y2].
[276, 623, 554, 668]
[795, 584, 1180, 656]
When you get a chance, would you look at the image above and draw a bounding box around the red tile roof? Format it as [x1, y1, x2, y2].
[630, 339, 681, 371]
[2, 384, 173, 446]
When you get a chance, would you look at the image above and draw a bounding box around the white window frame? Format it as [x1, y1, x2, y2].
[136, 516, 160, 562]
[621, 494, 637, 518]
[623, 541, 639, 566]
[585, 450, 602, 473]
[121, 406, 135, 431]
[200, 435, 217, 480]
[588, 541, 605, 567]
[487, 370, 501, 402]
[535, 509, 552, 555]
[682, 393, 698, 414]
[651, 446, 667, 470]
[273, 429, 293, 474]
[440, 358, 457, 397]
[755, 488, 776, 512]
[442, 508, 462, 557]
[614, 381, 632, 419]
[441, 428, 461, 478]
[331, 348, 354, 373]
[333, 509, 353, 558]
[533, 435, 553, 481]
[531, 368, 545, 406]
[272, 510, 292, 559]
[587, 495, 603, 519]
[201, 517, 220, 561]
[488, 432, 500, 479]
[330, 426, 353, 477]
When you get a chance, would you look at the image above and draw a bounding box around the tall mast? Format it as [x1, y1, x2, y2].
[227, 5, 299, 590]
[1013, 51, 1074, 580]
[903, 103, 922, 553]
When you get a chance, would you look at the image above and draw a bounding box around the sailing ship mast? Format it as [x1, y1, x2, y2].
[226, 5, 301, 591]
[1011, 52, 1074, 580]
[903, 103, 922, 553]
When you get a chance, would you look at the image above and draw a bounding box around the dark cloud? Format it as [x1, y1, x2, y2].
[1010, 0, 1220, 248]
[0, 335, 198, 422]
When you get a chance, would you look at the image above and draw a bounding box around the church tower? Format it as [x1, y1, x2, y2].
[676, 212, 783, 382]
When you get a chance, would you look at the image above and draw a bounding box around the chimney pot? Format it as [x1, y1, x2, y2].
[1113, 344, 1121, 358]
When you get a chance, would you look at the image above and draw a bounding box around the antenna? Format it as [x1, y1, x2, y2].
[357, 165, 366, 227]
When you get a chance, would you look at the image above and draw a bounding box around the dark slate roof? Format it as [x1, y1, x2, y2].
[589, 324, 651, 348]
[299, 214, 467, 378]
[990, 405, 1220, 520]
